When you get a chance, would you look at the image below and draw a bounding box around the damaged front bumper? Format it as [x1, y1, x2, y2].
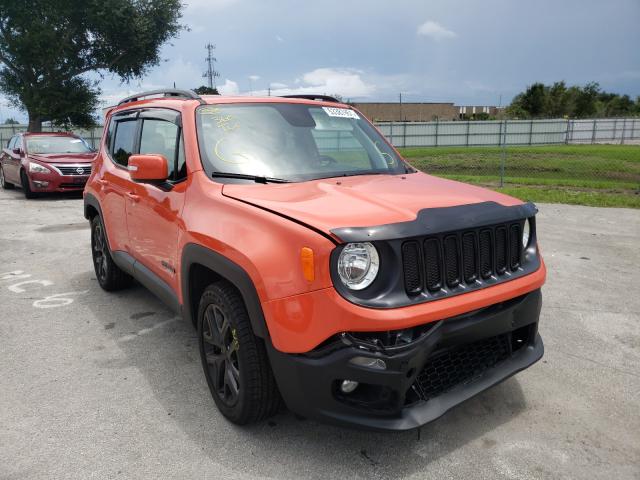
[266, 289, 543, 431]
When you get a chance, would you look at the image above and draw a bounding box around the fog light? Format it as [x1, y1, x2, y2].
[349, 356, 387, 370]
[340, 379, 359, 394]
[33, 180, 49, 188]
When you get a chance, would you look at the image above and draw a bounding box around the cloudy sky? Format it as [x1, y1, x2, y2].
[1, 0, 639, 121]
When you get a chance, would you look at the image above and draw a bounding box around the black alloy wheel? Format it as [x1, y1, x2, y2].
[90, 216, 132, 291]
[197, 282, 281, 424]
[202, 303, 241, 407]
[91, 219, 109, 285]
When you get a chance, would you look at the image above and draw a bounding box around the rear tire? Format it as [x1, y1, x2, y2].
[198, 281, 281, 424]
[20, 170, 37, 199]
[90, 215, 133, 291]
[0, 165, 14, 189]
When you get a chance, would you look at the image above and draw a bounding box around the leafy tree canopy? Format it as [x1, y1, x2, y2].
[0, 0, 184, 131]
[507, 81, 640, 119]
[193, 85, 220, 95]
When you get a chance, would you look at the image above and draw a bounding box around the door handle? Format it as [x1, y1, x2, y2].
[96, 179, 108, 186]
[126, 192, 140, 202]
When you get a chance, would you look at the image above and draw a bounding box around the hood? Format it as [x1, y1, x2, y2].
[28, 152, 96, 164]
[222, 172, 522, 239]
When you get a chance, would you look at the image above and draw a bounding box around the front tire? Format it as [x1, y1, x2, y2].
[198, 282, 280, 424]
[20, 170, 36, 199]
[0, 165, 14, 189]
[90, 215, 133, 291]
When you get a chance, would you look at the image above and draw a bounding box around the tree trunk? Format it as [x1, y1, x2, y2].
[27, 113, 42, 132]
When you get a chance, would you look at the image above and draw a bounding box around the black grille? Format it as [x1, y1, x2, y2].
[495, 226, 508, 275]
[510, 224, 521, 269]
[59, 181, 87, 188]
[443, 236, 460, 288]
[401, 220, 525, 295]
[462, 233, 477, 283]
[479, 230, 493, 278]
[413, 334, 511, 401]
[402, 242, 422, 294]
[54, 164, 92, 176]
[423, 238, 442, 292]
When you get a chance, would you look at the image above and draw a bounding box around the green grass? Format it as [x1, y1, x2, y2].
[399, 144, 640, 208]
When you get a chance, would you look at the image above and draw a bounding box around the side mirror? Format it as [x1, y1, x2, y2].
[128, 154, 169, 182]
[12, 148, 22, 156]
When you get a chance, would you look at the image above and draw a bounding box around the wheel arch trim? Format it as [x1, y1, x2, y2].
[181, 243, 269, 339]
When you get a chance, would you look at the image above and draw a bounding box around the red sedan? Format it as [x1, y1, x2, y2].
[0, 132, 96, 198]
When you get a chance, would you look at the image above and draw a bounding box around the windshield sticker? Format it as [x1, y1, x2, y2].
[322, 107, 360, 120]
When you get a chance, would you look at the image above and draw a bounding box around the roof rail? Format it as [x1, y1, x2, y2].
[117, 89, 205, 106]
[280, 94, 342, 103]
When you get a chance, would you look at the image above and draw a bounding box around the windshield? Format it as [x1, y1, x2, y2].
[196, 103, 407, 182]
[26, 136, 93, 154]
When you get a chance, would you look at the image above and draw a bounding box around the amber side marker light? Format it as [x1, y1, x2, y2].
[301, 247, 315, 282]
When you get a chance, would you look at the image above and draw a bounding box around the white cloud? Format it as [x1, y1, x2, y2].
[275, 35, 284, 43]
[295, 68, 375, 98]
[99, 82, 166, 108]
[224, 68, 375, 99]
[248, 75, 260, 82]
[417, 21, 457, 41]
[218, 79, 240, 95]
[163, 57, 201, 88]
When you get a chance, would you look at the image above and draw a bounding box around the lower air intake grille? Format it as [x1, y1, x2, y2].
[413, 334, 511, 401]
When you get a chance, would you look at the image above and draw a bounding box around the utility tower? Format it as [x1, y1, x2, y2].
[203, 43, 220, 89]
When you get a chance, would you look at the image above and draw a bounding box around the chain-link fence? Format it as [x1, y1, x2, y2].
[389, 118, 640, 208]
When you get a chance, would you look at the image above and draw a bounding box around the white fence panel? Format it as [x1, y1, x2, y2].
[0, 118, 637, 150]
[376, 118, 639, 148]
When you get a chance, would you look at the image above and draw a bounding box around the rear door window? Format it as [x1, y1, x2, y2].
[111, 120, 137, 166]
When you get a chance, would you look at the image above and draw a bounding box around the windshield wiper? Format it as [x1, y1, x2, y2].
[313, 171, 386, 181]
[211, 171, 291, 184]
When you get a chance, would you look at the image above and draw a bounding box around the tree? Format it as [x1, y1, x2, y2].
[507, 81, 638, 119]
[572, 82, 600, 118]
[520, 83, 546, 118]
[545, 81, 570, 118]
[0, 0, 183, 131]
[193, 85, 220, 95]
[3, 117, 18, 124]
[600, 94, 634, 117]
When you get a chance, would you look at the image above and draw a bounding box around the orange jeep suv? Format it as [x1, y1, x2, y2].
[84, 90, 546, 430]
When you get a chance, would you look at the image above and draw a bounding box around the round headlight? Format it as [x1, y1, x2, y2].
[522, 219, 530, 247]
[337, 242, 379, 290]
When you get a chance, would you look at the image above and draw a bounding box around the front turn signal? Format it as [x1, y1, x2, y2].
[300, 247, 315, 282]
